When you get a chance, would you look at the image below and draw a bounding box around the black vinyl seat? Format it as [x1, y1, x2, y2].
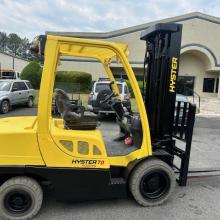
[54, 89, 98, 130]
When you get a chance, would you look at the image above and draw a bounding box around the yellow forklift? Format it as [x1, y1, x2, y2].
[0, 23, 196, 220]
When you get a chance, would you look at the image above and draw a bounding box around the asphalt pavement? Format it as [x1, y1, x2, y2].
[0, 106, 220, 220]
[35, 176, 220, 220]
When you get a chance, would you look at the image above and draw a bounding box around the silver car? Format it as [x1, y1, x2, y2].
[0, 80, 35, 114]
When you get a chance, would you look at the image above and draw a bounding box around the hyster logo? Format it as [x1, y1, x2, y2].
[72, 159, 105, 165]
[169, 57, 178, 93]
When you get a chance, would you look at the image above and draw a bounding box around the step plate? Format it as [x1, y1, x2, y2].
[110, 178, 126, 185]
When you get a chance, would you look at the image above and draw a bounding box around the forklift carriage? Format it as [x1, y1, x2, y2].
[0, 23, 196, 220]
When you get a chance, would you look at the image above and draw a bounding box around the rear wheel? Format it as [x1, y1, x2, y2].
[129, 158, 176, 206]
[0, 100, 10, 114]
[0, 177, 43, 220]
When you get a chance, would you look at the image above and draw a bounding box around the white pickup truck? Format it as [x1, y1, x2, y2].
[0, 70, 20, 80]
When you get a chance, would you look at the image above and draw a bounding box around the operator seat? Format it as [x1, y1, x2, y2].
[54, 89, 98, 130]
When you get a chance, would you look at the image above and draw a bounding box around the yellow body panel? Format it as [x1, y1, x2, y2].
[49, 118, 110, 169]
[0, 116, 44, 166]
[0, 35, 152, 169]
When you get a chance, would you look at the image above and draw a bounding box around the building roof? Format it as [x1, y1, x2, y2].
[0, 51, 29, 62]
[47, 12, 220, 39]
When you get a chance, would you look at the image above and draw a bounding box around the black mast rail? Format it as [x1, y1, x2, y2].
[140, 23, 196, 186]
[140, 23, 182, 141]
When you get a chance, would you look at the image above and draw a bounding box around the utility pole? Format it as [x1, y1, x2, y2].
[12, 55, 15, 70]
[218, 74, 220, 99]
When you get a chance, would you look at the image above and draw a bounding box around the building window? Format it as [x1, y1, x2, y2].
[177, 76, 195, 96]
[203, 78, 215, 93]
[216, 78, 219, 93]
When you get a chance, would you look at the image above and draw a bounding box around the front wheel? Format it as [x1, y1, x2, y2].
[0, 176, 43, 220]
[129, 158, 176, 207]
[27, 97, 34, 108]
[0, 100, 10, 114]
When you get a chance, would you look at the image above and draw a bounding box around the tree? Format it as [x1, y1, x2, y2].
[7, 33, 22, 56]
[18, 37, 30, 59]
[0, 32, 8, 52]
[0, 32, 37, 61]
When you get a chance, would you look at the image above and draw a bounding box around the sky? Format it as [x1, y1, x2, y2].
[0, 0, 219, 40]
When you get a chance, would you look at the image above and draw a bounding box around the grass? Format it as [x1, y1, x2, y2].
[34, 90, 138, 112]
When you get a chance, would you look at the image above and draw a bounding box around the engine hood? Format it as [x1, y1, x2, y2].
[0, 91, 9, 97]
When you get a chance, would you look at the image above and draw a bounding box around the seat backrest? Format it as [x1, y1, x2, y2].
[54, 89, 71, 115]
[54, 89, 97, 130]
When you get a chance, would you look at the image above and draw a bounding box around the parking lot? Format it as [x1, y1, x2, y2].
[0, 107, 220, 220]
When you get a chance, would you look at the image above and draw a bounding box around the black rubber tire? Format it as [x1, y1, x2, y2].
[0, 176, 43, 220]
[96, 89, 112, 109]
[0, 100, 10, 114]
[129, 158, 176, 207]
[27, 97, 34, 108]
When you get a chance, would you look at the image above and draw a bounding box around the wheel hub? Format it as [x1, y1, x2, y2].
[2, 102, 9, 113]
[140, 170, 170, 200]
[4, 190, 32, 214]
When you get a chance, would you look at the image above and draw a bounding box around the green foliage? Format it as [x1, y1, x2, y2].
[0, 32, 8, 52]
[0, 32, 36, 60]
[125, 80, 144, 97]
[21, 61, 42, 89]
[21, 64, 92, 92]
[7, 33, 22, 55]
[56, 71, 92, 92]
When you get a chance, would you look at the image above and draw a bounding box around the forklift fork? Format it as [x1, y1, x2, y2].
[173, 101, 196, 186]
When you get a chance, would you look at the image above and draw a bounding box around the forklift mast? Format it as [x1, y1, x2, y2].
[140, 23, 182, 141]
[141, 23, 196, 186]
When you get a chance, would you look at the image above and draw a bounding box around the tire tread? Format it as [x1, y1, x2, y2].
[129, 158, 176, 207]
[0, 176, 43, 220]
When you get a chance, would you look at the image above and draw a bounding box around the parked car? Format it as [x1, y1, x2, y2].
[176, 94, 188, 103]
[0, 70, 20, 80]
[88, 78, 131, 114]
[0, 80, 35, 114]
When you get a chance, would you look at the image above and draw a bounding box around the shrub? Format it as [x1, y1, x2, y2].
[56, 71, 92, 92]
[21, 62, 92, 92]
[21, 61, 42, 89]
[125, 80, 143, 97]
